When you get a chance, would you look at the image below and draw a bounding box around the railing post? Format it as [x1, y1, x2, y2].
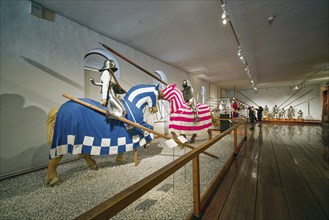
[192, 156, 201, 219]
[244, 120, 248, 139]
[234, 127, 238, 156]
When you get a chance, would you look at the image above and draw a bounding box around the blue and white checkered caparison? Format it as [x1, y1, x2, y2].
[50, 133, 154, 158]
[50, 84, 159, 159]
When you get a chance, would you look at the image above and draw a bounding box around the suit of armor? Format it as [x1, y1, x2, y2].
[99, 59, 127, 119]
[279, 108, 286, 119]
[272, 105, 279, 119]
[181, 79, 199, 122]
[287, 106, 295, 119]
[263, 105, 269, 118]
[297, 110, 303, 119]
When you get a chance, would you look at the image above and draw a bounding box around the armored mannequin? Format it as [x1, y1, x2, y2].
[297, 110, 303, 119]
[287, 106, 295, 119]
[99, 59, 127, 119]
[279, 108, 286, 119]
[263, 105, 269, 118]
[181, 79, 199, 122]
[272, 105, 279, 118]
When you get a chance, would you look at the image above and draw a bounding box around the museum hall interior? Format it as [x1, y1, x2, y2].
[1, 1, 328, 219]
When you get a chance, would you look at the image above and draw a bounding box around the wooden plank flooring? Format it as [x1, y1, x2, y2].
[202, 123, 329, 220]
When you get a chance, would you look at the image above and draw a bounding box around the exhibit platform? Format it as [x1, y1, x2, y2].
[261, 118, 322, 124]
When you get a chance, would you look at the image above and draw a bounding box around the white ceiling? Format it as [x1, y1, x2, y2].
[35, 0, 329, 90]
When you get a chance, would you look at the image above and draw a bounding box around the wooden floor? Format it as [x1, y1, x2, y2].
[201, 123, 329, 220]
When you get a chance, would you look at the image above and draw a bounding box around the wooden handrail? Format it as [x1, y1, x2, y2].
[75, 123, 243, 220]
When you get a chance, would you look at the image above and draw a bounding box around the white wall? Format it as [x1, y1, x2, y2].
[220, 89, 227, 98]
[226, 84, 323, 120]
[190, 75, 209, 103]
[0, 1, 198, 177]
[209, 83, 218, 99]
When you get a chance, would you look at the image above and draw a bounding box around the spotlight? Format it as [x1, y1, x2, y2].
[238, 47, 243, 57]
[221, 3, 226, 12]
[221, 3, 229, 25]
[268, 16, 275, 25]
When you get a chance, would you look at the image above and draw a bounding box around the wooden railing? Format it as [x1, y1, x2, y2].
[76, 120, 247, 220]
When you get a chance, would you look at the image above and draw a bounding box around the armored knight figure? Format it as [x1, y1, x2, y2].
[181, 79, 199, 122]
[297, 110, 303, 119]
[99, 59, 127, 119]
[263, 105, 269, 118]
[287, 106, 295, 119]
[279, 108, 286, 119]
[272, 105, 279, 119]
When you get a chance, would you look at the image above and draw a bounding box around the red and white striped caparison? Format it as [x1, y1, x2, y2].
[162, 84, 213, 134]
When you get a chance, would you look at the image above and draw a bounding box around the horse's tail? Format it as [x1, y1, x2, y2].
[46, 107, 59, 145]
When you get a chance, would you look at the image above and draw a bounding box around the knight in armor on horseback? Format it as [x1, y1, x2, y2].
[181, 79, 200, 122]
[99, 59, 127, 120]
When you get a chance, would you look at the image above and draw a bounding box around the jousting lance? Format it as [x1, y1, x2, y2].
[100, 42, 168, 86]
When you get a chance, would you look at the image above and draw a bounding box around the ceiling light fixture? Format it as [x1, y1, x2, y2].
[220, 0, 257, 91]
[268, 16, 275, 25]
[221, 3, 230, 25]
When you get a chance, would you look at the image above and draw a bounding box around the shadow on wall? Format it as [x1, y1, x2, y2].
[20, 56, 83, 91]
[0, 94, 49, 177]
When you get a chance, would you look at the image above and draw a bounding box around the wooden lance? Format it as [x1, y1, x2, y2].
[63, 93, 219, 159]
[100, 42, 168, 86]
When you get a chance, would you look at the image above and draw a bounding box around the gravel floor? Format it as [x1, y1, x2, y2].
[0, 133, 239, 220]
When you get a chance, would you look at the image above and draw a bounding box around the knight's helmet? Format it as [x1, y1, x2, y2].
[99, 59, 118, 72]
[182, 79, 191, 88]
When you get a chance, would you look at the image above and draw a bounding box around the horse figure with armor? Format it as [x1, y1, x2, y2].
[45, 83, 160, 186]
[160, 84, 216, 144]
